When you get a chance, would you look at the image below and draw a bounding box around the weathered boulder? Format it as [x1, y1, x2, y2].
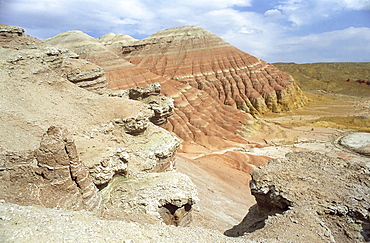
[84, 122, 181, 187]
[100, 171, 199, 226]
[87, 148, 129, 187]
[0, 126, 102, 212]
[147, 96, 174, 125]
[63, 60, 107, 92]
[128, 83, 161, 100]
[127, 83, 174, 125]
[0, 25, 24, 37]
[114, 108, 154, 134]
[120, 123, 181, 174]
[226, 152, 370, 242]
[339, 132, 370, 156]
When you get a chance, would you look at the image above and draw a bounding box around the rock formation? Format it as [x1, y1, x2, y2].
[0, 126, 102, 212]
[0, 25, 196, 228]
[226, 152, 370, 242]
[338, 132, 370, 156]
[0, 25, 107, 93]
[101, 171, 198, 226]
[62, 59, 107, 92]
[126, 83, 175, 125]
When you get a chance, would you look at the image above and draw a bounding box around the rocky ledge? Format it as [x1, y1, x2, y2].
[226, 151, 370, 242]
[0, 126, 102, 212]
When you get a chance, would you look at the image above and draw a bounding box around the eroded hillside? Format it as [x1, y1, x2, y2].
[1, 24, 369, 242]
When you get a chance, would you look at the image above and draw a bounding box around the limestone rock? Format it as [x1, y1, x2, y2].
[114, 108, 154, 135]
[144, 95, 174, 125]
[64, 60, 107, 92]
[100, 171, 199, 226]
[0, 126, 102, 212]
[127, 83, 174, 125]
[0, 24, 24, 37]
[227, 152, 370, 242]
[128, 83, 161, 100]
[121, 123, 181, 174]
[88, 148, 129, 187]
[338, 132, 370, 156]
[84, 122, 181, 186]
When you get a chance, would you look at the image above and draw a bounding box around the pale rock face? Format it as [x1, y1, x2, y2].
[128, 82, 161, 100]
[0, 126, 102, 212]
[226, 152, 370, 242]
[115, 114, 151, 134]
[0, 25, 24, 37]
[83, 121, 180, 186]
[122, 123, 181, 174]
[339, 132, 370, 156]
[145, 96, 175, 125]
[100, 171, 199, 226]
[89, 148, 129, 186]
[3, 42, 107, 92]
[127, 83, 175, 125]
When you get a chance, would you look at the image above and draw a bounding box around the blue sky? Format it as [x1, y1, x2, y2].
[1, 0, 369, 63]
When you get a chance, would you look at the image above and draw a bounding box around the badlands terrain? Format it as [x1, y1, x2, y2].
[0, 24, 369, 242]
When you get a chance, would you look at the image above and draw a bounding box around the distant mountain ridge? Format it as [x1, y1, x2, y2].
[274, 62, 370, 97]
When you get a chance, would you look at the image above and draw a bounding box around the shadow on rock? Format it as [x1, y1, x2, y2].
[224, 204, 284, 237]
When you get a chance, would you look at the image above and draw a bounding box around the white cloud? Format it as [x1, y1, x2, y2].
[275, 0, 370, 27]
[268, 27, 370, 63]
[341, 0, 370, 10]
[178, 0, 252, 8]
[0, 0, 369, 63]
[264, 9, 283, 19]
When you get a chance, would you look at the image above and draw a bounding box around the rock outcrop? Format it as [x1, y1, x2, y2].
[0, 24, 24, 36]
[126, 83, 175, 125]
[0, 27, 107, 93]
[0, 25, 195, 227]
[62, 59, 107, 92]
[85, 121, 181, 187]
[101, 171, 198, 226]
[226, 152, 370, 242]
[338, 132, 370, 156]
[0, 126, 102, 212]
